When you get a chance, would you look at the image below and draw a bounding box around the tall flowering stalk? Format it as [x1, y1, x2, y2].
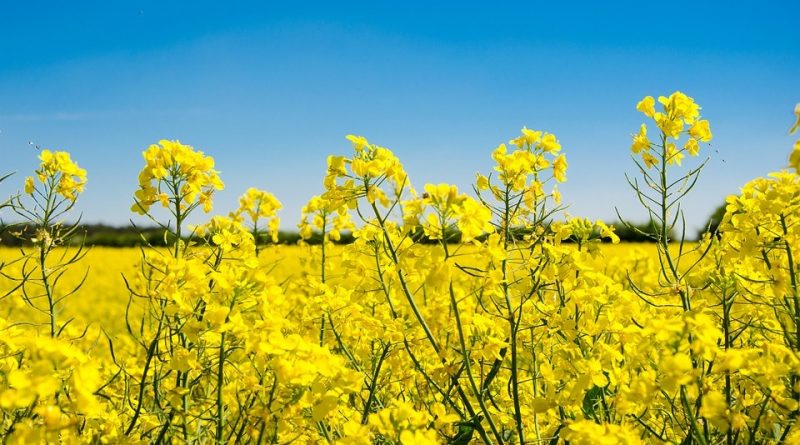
[125, 139, 224, 439]
[623, 92, 718, 443]
[709, 104, 800, 442]
[625, 92, 713, 303]
[122, 140, 359, 444]
[12, 149, 87, 338]
[298, 194, 354, 348]
[469, 128, 568, 444]
[231, 187, 282, 255]
[0, 149, 110, 443]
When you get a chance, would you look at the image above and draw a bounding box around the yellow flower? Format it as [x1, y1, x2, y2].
[655, 112, 684, 139]
[233, 188, 282, 226]
[345, 134, 369, 151]
[689, 119, 712, 142]
[34, 405, 62, 428]
[659, 91, 700, 123]
[326, 155, 348, 181]
[476, 173, 490, 190]
[552, 185, 562, 204]
[30, 149, 87, 201]
[636, 95, 656, 117]
[666, 142, 684, 166]
[553, 154, 568, 182]
[641, 151, 658, 169]
[661, 352, 694, 391]
[563, 421, 643, 445]
[455, 197, 493, 242]
[510, 126, 542, 148]
[132, 140, 223, 215]
[596, 220, 620, 243]
[631, 124, 650, 154]
[423, 183, 461, 211]
[684, 138, 700, 156]
[540, 133, 561, 154]
[700, 391, 730, 431]
[24, 176, 34, 194]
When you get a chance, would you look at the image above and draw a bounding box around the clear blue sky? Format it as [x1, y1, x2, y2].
[1, 1, 798, 231]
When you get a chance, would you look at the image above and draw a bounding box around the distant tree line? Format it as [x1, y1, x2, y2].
[0, 208, 728, 247]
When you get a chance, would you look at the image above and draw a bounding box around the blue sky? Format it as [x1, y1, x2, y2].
[1, 1, 798, 231]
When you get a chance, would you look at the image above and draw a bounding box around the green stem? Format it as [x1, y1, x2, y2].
[173, 194, 182, 259]
[501, 184, 525, 445]
[658, 134, 681, 291]
[39, 179, 57, 337]
[125, 313, 165, 435]
[370, 201, 441, 355]
[681, 386, 709, 445]
[360, 343, 390, 424]
[216, 330, 226, 444]
[723, 292, 733, 445]
[40, 244, 55, 337]
[319, 212, 327, 347]
[216, 293, 239, 444]
[450, 283, 502, 445]
[780, 214, 800, 407]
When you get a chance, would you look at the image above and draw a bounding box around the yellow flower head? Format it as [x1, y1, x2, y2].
[666, 142, 684, 166]
[540, 133, 561, 154]
[235, 188, 282, 222]
[423, 183, 460, 209]
[641, 151, 659, 169]
[510, 126, 543, 148]
[553, 154, 568, 182]
[631, 124, 650, 154]
[632, 92, 712, 167]
[132, 140, 224, 215]
[232, 188, 282, 242]
[659, 91, 700, 123]
[454, 196, 493, 242]
[24, 176, 35, 194]
[195, 215, 256, 254]
[30, 149, 87, 201]
[636, 96, 656, 117]
[345, 134, 369, 152]
[689, 119, 712, 142]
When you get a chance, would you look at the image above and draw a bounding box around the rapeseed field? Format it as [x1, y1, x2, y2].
[0, 93, 799, 444]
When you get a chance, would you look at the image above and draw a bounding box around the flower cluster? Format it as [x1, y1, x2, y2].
[399, 183, 493, 242]
[633, 91, 712, 167]
[132, 139, 224, 215]
[323, 135, 409, 208]
[483, 127, 567, 192]
[25, 149, 87, 201]
[231, 187, 282, 243]
[298, 194, 354, 242]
